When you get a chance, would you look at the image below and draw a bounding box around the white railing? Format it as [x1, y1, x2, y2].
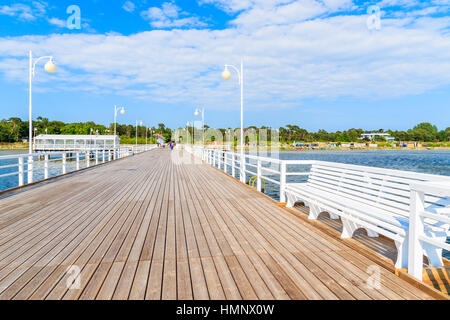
[0, 145, 156, 192]
[34, 143, 118, 151]
[185, 146, 450, 275]
[408, 181, 450, 280]
[34, 143, 156, 152]
[185, 146, 313, 202]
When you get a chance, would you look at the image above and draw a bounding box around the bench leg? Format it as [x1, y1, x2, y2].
[422, 242, 444, 267]
[286, 193, 296, 208]
[308, 204, 321, 220]
[341, 218, 358, 238]
[341, 218, 379, 239]
[394, 239, 408, 269]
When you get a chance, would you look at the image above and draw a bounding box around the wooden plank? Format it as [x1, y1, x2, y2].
[0, 150, 438, 300]
[145, 160, 172, 300]
[176, 165, 209, 300]
[130, 161, 169, 300]
[173, 165, 193, 300]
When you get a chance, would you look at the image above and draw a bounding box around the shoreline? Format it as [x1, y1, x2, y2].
[224, 147, 450, 152]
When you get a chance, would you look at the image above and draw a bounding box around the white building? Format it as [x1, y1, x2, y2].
[361, 132, 395, 142]
[34, 134, 120, 151]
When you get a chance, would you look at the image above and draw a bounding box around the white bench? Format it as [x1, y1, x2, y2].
[284, 161, 450, 269]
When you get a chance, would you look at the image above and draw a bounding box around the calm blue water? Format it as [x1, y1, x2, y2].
[0, 150, 89, 191]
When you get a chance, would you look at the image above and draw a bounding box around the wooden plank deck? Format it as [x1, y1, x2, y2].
[0, 149, 436, 300]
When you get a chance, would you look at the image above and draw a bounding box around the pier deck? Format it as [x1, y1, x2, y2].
[0, 149, 436, 300]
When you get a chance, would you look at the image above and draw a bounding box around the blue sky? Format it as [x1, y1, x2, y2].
[0, 0, 449, 131]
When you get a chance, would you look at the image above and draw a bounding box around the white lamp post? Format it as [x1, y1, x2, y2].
[191, 120, 195, 145]
[186, 122, 190, 145]
[136, 120, 143, 147]
[222, 59, 245, 183]
[113, 105, 125, 151]
[195, 107, 205, 147]
[28, 50, 56, 155]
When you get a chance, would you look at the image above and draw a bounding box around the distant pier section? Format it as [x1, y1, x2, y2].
[33, 134, 120, 152]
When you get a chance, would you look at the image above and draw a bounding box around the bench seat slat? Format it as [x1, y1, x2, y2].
[287, 183, 409, 228]
[312, 166, 447, 205]
[310, 171, 411, 205]
[308, 176, 411, 214]
[285, 184, 407, 236]
[314, 162, 450, 183]
[312, 167, 412, 195]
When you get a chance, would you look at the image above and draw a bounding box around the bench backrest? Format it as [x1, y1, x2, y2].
[307, 161, 450, 218]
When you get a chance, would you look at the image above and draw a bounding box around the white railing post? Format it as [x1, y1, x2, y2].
[76, 152, 80, 170]
[240, 154, 246, 183]
[232, 154, 235, 178]
[102, 150, 105, 163]
[280, 161, 286, 203]
[95, 150, 99, 165]
[257, 159, 262, 192]
[408, 188, 425, 280]
[27, 155, 33, 184]
[62, 153, 67, 175]
[18, 156, 24, 186]
[224, 152, 228, 174]
[87, 152, 90, 168]
[44, 154, 49, 179]
[218, 151, 222, 170]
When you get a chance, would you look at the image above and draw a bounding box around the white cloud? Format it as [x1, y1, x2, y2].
[0, 1, 48, 21]
[141, 2, 207, 28]
[0, 2, 450, 113]
[199, 0, 353, 14]
[0, 4, 36, 21]
[201, 0, 355, 29]
[47, 17, 66, 28]
[122, 1, 136, 13]
[230, 0, 328, 28]
[378, 0, 421, 8]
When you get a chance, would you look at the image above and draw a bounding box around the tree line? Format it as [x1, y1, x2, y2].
[0, 117, 172, 143]
[0, 117, 448, 144]
[204, 122, 449, 143]
[275, 123, 449, 143]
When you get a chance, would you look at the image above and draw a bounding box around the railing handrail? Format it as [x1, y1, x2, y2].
[0, 145, 157, 192]
[408, 181, 450, 281]
[215, 148, 450, 181]
[411, 180, 450, 197]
